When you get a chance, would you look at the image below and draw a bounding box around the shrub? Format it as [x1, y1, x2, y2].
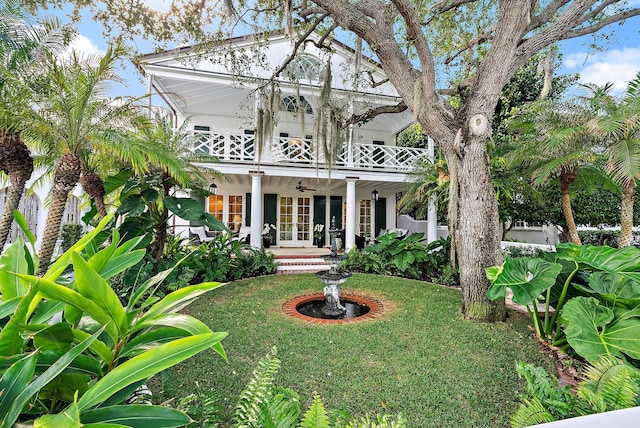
[340, 235, 458, 285]
[0, 215, 227, 426]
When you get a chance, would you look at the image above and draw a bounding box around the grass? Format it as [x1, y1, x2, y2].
[153, 273, 555, 427]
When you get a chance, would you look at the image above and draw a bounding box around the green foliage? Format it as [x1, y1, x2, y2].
[117, 233, 278, 302]
[341, 235, 457, 284]
[232, 349, 405, 428]
[488, 243, 640, 365]
[61, 223, 84, 253]
[0, 216, 227, 426]
[177, 383, 224, 428]
[511, 357, 640, 428]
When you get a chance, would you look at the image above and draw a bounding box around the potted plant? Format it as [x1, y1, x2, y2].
[262, 223, 276, 248]
[314, 223, 325, 247]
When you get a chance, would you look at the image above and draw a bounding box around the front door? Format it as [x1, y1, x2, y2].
[279, 196, 311, 246]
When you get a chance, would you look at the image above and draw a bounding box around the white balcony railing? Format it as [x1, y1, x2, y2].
[190, 130, 428, 172]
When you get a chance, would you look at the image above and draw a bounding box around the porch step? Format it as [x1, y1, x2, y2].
[275, 257, 330, 275]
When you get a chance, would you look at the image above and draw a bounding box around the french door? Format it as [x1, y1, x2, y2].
[279, 196, 311, 245]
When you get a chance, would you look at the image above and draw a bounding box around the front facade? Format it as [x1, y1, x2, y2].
[139, 33, 430, 250]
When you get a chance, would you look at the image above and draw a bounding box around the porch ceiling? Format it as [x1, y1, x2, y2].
[153, 74, 414, 133]
[217, 174, 408, 196]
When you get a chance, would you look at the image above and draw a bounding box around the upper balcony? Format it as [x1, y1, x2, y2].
[190, 130, 429, 172]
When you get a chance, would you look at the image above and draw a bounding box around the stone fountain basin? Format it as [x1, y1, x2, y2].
[282, 293, 384, 324]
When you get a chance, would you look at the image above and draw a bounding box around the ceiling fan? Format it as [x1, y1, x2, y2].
[296, 181, 316, 192]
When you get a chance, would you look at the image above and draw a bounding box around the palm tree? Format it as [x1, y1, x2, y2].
[33, 42, 141, 269]
[0, 1, 65, 248]
[132, 110, 220, 259]
[509, 98, 599, 245]
[586, 75, 640, 247]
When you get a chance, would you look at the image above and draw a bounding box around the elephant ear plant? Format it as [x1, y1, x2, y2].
[0, 214, 228, 427]
[487, 243, 640, 366]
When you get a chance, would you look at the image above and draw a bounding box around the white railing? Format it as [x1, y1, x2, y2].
[189, 130, 428, 172]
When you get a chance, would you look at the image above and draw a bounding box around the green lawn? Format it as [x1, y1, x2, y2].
[154, 273, 555, 427]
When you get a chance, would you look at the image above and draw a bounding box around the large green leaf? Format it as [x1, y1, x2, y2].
[33, 323, 74, 351]
[80, 405, 191, 427]
[0, 286, 37, 357]
[164, 196, 208, 221]
[141, 282, 223, 319]
[0, 238, 29, 298]
[34, 399, 82, 428]
[21, 274, 118, 344]
[561, 297, 640, 364]
[0, 296, 21, 320]
[2, 328, 102, 428]
[0, 350, 38, 423]
[77, 333, 227, 411]
[72, 253, 127, 334]
[12, 210, 36, 247]
[116, 328, 190, 360]
[578, 272, 640, 308]
[557, 243, 640, 281]
[126, 313, 213, 337]
[487, 257, 562, 305]
[43, 214, 115, 283]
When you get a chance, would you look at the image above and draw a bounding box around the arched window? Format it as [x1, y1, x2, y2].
[280, 95, 313, 114]
[286, 55, 322, 81]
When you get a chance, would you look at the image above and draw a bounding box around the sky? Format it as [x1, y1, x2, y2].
[45, 3, 640, 99]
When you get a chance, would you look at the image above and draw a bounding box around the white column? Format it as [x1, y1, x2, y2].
[345, 178, 357, 250]
[250, 173, 263, 248]
[427, 136, 438, 243]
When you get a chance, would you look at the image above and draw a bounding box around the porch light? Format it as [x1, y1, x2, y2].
[209, 179, 218, 195]
[371, 187, 379, 201]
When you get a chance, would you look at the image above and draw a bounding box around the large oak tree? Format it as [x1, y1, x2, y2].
[29, 0, 640, 321]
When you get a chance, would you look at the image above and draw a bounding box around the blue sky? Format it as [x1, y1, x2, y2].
[50, 3, 640, 98]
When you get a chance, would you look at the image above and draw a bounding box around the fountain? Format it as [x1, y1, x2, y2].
[282, 216, 385, 323]
[315, 216, 351, 317]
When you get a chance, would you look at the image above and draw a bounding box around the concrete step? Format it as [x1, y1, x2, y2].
[276, 257, 330, 275]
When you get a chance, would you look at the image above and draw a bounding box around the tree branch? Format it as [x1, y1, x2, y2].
[444, 25, 495, 65]
[341, 101, 407, 128]
[564, 8, 640, 39]
[270, 13, 329, 79]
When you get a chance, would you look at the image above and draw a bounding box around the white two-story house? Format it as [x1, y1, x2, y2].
[137, 32, 431, 250]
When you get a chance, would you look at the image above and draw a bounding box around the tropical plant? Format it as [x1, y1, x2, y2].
[60, 222, 83, 252]
[508, 97, 602, 245]
[31, 41, 144, 270]
[511, 357, 640, 428]
[0, 0, 65, 249]
[130, 110, 222, 258]
[0, 214, 228, 426]
[116, 172, 227, 260]
[585, 73, 640, 248]
[488, 243, 640, 365]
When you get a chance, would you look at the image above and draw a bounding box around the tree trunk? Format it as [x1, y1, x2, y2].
[449, 116, 506, 322]
[80, 170, 107, 218]
[619, 182, 635, 248]
[559, 173, 581, 245]
[38, 152, 81, 272]
[0, 131, 34, 248]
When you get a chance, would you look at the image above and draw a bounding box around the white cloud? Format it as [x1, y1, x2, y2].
[62, 34, 104, 62]
[563, 47, 640, 93]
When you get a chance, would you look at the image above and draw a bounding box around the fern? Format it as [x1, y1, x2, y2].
[257, 387, 300, 428]
[176, 384, 223, 428]
[233, 347, 281, 427]
[511, 397, 558, 428]
[300, 395, 331, 428]
[515, 361, 574, 417]
[576, 356, 640, 415]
